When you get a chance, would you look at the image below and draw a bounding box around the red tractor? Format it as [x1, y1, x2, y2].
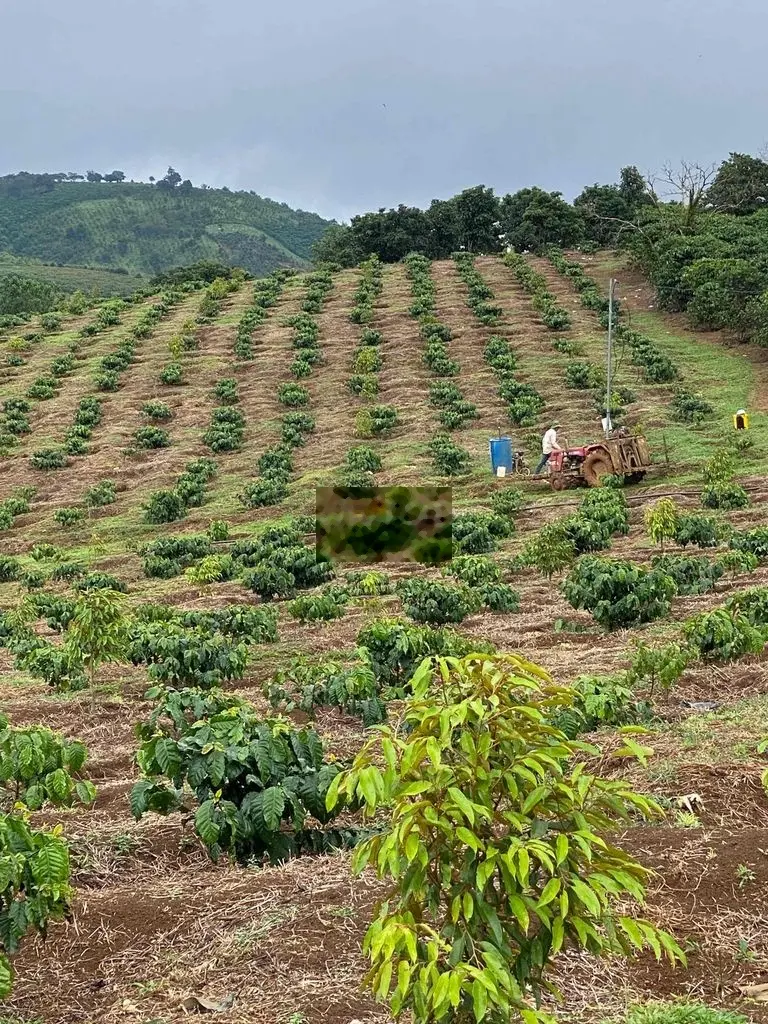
[547, 431, 651, 490]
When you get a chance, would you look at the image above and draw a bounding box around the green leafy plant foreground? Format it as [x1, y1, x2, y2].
[328, 653, 683, 1023]
[131, 688, 355, 863]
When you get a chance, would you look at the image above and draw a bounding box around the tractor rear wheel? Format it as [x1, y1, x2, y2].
[582, 451, 613, 487]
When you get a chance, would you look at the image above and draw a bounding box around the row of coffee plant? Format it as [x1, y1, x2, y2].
[453, 251, 503, 325]
[156, 300, 207, 386]
[451, 254, 548, 428]
[0, 335, 85, 451]
[3, 290, 186, 460]
[289, 267, 333, 377]
[131, 294, 246, 521]
[266, 591, 493, 723]
[347, 256, 385, 404]
[143, 457, 218, 523]
[204, 378, 245, 453]
[340, 444, 383, 488]
[78, 297, 126, 338]
[0, 488, 34, 532]
[195, 273, 243, 324]
[502, 250, 572, 330]
[235, 269, 293, 359]
[240, 272, 334, 508]
[27, 294, 190, 476]
[563, 357, 637, 422]
[1, 307, 70, 376]
[403, 253, 473, 475]
[545, 247, 684, 389]
[561, 494, 766, 635]
[520, 485, 630, 578]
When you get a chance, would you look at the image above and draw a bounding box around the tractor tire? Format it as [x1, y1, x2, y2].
[550, 472, 566, 491]
[582, 451, 613, 487]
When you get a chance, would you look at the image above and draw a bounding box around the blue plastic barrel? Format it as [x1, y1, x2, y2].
[489, 436, 514, 475]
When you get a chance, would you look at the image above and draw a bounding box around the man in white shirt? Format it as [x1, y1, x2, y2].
[534, 422, 563, 475]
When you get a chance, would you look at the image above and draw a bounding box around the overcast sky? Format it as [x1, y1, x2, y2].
[2, 0, 766, 221]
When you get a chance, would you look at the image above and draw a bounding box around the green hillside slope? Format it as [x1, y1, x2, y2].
[0, 253, 145, 295]
[0, 176, 332, 276]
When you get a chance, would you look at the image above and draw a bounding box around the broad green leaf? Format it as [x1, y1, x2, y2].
[537, 877, 560, 908]
[570, 877, 602, 917]
[508, 893, 529, 932]
[472, 978, 488, 1021]
[261, 786, 286, 831]
[0, 953, 13, 999]
[456, 826, 480, 852]
[448, 786, 475, 824]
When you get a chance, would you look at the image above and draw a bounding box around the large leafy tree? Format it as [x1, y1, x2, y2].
[352, 205, 430, 263]
[574, 184, 634, 244]
[424, 197, 459, 257]
[500, 187, 584, 251]
[575, 166, 655, 244]
[450, 185, 502, 253]
[0, 274, 61, 316]
[619, 165, 655, 209]
[311, 224, 360, 266]
[707, 152, 768, 215]
[682, 257, 767, 333]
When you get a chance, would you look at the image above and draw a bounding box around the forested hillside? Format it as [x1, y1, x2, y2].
[317, 152, 768, 348]
[0, 172, 332, 277]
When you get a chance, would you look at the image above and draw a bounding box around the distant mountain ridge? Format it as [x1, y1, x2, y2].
[0, 173, 333, 278]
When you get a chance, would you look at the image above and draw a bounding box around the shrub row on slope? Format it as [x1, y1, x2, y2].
[240, 269, 334, 509]
[403, 253, 472, 475]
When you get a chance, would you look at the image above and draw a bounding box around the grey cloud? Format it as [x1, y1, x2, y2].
[2, 0, 767, 220]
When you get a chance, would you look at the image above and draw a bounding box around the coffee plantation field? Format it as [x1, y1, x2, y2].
[2, 251, 768, 1024]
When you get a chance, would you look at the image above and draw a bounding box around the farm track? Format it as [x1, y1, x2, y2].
[5, 259, 768, 1021]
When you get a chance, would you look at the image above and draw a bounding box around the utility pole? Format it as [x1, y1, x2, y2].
[605, 278, 617, 434]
